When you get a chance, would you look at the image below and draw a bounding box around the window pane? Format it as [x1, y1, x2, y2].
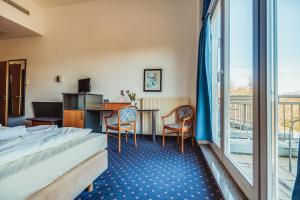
[275, 0, 300, 199]
[211, 2, 221, 147]
[226, 0, 253, 183]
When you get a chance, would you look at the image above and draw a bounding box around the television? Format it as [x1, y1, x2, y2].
[78, 78, 91, 93]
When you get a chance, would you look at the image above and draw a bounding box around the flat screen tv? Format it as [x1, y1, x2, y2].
[78, 78, 91, 93]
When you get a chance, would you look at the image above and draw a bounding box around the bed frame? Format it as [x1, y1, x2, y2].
[27, 150, 108, 200]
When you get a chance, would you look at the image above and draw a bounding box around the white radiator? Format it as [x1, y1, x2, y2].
[141, 97, 190, 135]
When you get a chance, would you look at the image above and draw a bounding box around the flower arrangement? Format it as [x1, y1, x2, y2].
[126, 90, 136, 104]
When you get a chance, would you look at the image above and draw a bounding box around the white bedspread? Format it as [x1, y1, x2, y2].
[0, 127, 92, 166]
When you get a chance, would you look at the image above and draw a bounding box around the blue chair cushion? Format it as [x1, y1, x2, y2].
[120, 107, 137, 123]
[178, 106, 194, 120]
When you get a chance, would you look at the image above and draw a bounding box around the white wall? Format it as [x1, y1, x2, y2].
[0, 0, 200, 117]
[0, 0, 44, 35]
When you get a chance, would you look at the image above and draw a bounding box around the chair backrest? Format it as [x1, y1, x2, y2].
[118, 106, 137, 124]
[176, 105, 194, 121]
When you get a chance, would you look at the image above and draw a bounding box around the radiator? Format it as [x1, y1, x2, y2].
[141, 97, 190, 135]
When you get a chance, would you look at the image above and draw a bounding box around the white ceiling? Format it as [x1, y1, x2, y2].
[32, 0, 95, 8]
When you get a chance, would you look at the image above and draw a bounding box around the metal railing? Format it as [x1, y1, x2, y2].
[230, 95, 253, 139]
[229, 95, 300, 142]
[229, 95, 300, 195]
[288, 120, 300, 172]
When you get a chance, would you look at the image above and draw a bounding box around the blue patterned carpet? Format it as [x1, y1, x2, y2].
[75, 136, 223, 200]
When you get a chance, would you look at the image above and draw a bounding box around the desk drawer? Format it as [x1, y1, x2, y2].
[102, 103, 130, 110]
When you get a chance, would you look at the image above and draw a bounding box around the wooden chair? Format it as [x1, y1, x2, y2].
[104, 105, 137, 153]
[162, 105, 195, 154]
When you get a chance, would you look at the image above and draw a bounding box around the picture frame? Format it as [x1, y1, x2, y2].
[143, 68, 162, 92]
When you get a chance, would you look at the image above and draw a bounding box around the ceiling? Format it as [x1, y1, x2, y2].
[32, 0, 95, 8]
[0, 16, 39, 40]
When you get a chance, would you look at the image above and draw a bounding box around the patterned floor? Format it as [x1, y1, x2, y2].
[75, 135, 223, 200]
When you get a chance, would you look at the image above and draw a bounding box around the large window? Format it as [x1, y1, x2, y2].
[207, 0, 300, 199]
[272, 0, 300, 199]
[211, 2, 221, 147]
[225, 0, 254, 184]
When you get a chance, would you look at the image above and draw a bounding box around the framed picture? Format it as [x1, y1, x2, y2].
[144, 68, 162, 92]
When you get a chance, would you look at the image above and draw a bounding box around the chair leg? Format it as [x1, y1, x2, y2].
[177, 132, 179, 144]
[118, 130, 121, 153]
[106, 127, 108, 141]
[181, 130, 184, 154]
[125, 131, 128, 143]
[87, 183, 93, 192]
[191, 126, 195, 147]
[134, 126, 137, 148]
[162, 128, 165, 147]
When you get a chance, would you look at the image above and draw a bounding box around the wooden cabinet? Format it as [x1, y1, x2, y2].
[62, 93, 103, 131]
[63, 110, 84, 128]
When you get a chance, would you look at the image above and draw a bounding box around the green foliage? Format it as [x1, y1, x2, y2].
[126, 90, 136, 102]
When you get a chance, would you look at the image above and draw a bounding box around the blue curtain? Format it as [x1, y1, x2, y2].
[202, 0, 211, 20]
[293, 141, 300, 199]
[195, 15, 212, 141]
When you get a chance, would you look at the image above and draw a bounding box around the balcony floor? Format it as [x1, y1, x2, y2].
[232, 153, 297, 200]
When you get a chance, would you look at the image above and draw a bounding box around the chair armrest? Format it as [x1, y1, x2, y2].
[104, 110, 118, 119]
[161, 109, 176, 125]
[162, 109, 176, 119]
[104, 110, 118, 125]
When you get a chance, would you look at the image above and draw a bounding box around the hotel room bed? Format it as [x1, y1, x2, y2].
[0, 126, 108, 200]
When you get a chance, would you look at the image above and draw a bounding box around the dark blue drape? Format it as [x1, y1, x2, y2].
[202, 0, 212, 20]
[293, 141, 300, 199]
[195, 14, 212, 141]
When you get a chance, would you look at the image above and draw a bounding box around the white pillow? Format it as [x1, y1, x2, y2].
[0, 126, 27, 140]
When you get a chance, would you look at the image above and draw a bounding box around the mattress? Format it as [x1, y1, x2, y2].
[0, 133, 107, 200]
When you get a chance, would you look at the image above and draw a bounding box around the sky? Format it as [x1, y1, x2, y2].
[229, 0, 300, 95]
[277, 0, 300, 94]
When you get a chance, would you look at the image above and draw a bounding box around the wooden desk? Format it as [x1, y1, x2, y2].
[86, 108, 159, 142]
[101, 102, 131, 110]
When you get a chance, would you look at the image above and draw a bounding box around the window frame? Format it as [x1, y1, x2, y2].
[207, 0, 262, 199]
[210, 0, 222, 154]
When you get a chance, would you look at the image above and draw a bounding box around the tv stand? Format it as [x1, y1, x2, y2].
[62, 93, 103, 132]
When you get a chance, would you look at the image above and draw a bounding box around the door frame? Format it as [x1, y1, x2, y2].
[0, 61, 9, 126]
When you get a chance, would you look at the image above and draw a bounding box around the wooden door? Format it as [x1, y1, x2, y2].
[63, 110, 84, 128]
[74, 110, 84, 128]
[9, 64, 22, 116]
[0, 61, 8, 126]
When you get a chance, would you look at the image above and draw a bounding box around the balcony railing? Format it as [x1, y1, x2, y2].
[229, 95, 300, 199]
[230, 95, 300, 143]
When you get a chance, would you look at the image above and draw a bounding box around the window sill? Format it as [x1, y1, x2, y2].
[199, 144, 248, 200]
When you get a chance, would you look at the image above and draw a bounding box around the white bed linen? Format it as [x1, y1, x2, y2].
[0, 133, 107, 200]
[0, 126, 27, 140]
[0, 127, 92, 166]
